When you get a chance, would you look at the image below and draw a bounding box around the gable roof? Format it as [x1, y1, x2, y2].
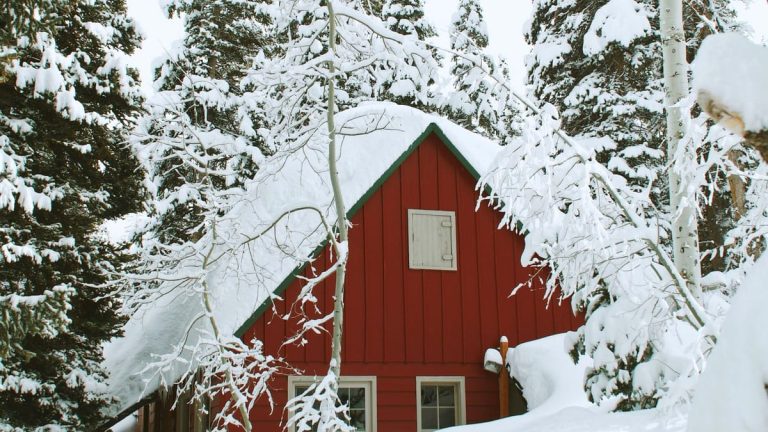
[103, 102, 503, 418]
[233, 122, 491, 339]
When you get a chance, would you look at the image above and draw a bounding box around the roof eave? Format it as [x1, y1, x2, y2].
[99, 396, 154, 431]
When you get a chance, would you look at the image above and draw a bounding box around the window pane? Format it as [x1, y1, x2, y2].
[349, 387, 366, 409]
[421, 385, 437, 407]
[438, 407, 456, 428]
[438, 386, 455, 407]
[349, 409, 366, 431]
[338, 387, 350, 407]
[421, 407, 437, 430]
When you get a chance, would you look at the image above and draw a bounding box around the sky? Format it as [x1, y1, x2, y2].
[125, 0, 767, 95]
[126, 0, 184, 94]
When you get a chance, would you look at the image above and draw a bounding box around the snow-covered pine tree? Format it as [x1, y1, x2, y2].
[362, 0, 385, 16]
[494, 59, 523, 143]
[445, 0, 518, 142]
[526, 0, 664, 195]
[137, 0, 273, 246]
[378, 0, 439, 109]
[128, 3, 279, 430]
[381, 0, 434, 39]
[446, 0, 494, 134]
[525, 0, 740, 411]
[0, 0, 143, 429]
[164, 0, 276, 87]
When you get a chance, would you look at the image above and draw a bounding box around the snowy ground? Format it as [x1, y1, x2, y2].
[450, 407, 686, 432]
[686, 255, 768, 431]
[446, 334, 688, 432]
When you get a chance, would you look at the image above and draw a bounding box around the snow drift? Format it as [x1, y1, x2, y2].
[445, 333, 687, 432]
[687, 254, 768, 432]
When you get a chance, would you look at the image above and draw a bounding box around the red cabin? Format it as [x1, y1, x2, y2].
[107, 108, 582, 432]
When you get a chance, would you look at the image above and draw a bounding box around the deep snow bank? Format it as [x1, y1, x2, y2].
[444, 333, 686, 432]
[507, 333, 591, 413]
[687, 254, 768, 432]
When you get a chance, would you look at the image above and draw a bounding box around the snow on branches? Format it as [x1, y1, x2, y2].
[240, 0, 439, 145]
[687, 36, 768, 428]
[1, 1, 144, 429]
[0, 286, 72, 361]
[286, 366, 355, 432]
[476, 45, 757, 408]
[479, 102, 713, 409]
[694, 33, 768, 162]
[119, 1, 443, 430]
[520, 0, 763, 412]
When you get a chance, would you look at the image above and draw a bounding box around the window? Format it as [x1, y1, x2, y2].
[288, 376, 377, 432]
[416, 377, 466, 432]
[408, 209, 457, 271]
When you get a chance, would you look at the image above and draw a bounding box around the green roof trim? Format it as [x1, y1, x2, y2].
[234, 242, 328, 338]
[234, 122, 488, 338]
[432, 126, 482, 180]
[346, 123, 483, 218]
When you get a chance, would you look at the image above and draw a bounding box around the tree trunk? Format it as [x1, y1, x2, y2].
[660, 0, 702, 297]
[326, 1, 349, 382]
[726, 149, 747, 221]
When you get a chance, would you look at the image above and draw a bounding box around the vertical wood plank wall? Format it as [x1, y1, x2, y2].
[239, 133, 582, 432]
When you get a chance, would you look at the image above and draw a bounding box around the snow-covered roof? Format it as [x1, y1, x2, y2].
[103, 102, 503, 417]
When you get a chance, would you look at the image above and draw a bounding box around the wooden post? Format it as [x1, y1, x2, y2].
[499, 336, 509, 418]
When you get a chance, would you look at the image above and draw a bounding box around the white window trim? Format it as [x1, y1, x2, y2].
[408, 209, 458, 271]
[287, 375, 377, 432]
[415, 376, 467, 431]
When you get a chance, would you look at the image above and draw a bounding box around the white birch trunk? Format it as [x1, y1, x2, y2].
[660, 0, 702, 297]
[326, 1, 349, 382]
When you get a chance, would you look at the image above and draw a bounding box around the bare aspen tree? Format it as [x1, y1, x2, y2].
[326, 1, 349, 383]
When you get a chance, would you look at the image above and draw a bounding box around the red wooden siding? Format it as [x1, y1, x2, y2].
[239, 133, 582, 431]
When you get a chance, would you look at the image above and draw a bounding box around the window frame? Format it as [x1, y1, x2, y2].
[415, 376, 466, 431]
[407, 209, 458, 271]
[287, 375, 377, 432]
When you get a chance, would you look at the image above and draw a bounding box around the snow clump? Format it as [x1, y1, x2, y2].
[693, 33, 768, 133]
[583, 0, 651, 55]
